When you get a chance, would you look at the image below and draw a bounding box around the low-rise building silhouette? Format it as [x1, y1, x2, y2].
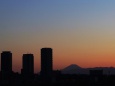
[89, 69, 103, 84]
[90, 69, 103, 76]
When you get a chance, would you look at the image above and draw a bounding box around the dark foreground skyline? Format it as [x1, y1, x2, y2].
[1, 48, 115, 86]
[1, 48, 53, 75]
[2, 48, 115, 75]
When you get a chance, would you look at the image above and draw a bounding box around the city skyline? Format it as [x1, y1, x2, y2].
[1, 0, 115, 73]
[1, 48, 115, 74]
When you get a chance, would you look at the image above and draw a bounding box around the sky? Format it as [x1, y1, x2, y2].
[1, 0, 115, 73]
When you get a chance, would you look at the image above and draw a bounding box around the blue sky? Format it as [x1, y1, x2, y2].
[0, 0, 115, 31]
[1, 0, 115, 72]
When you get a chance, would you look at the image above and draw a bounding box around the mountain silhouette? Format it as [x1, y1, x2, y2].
[61, 64, 115, 75]
[61, 64, 88, 74]
[62, 64, 82, 70]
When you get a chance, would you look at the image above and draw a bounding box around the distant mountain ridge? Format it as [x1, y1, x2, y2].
[62, 64, 82, 70]
[61, 64, 88, 74]
[61, 64, 115, 75]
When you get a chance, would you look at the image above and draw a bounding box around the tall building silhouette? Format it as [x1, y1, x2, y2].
[21, 54, 34, 76]
[41, 48, 53, 82]
[1, 51, 12, 74]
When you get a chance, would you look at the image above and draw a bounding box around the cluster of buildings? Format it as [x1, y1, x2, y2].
[0, 48, 54, 82]
[1, 48, 115, 85]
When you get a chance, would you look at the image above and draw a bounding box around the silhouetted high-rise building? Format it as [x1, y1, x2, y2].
[41, 48, 53, 81]
[1, 51, 12, 74]
[21, 54, 34, 76]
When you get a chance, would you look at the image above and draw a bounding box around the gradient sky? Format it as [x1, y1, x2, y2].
[1, 0, 115, 73]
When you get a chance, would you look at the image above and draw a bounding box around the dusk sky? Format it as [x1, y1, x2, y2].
[1, 0, 115, 73]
